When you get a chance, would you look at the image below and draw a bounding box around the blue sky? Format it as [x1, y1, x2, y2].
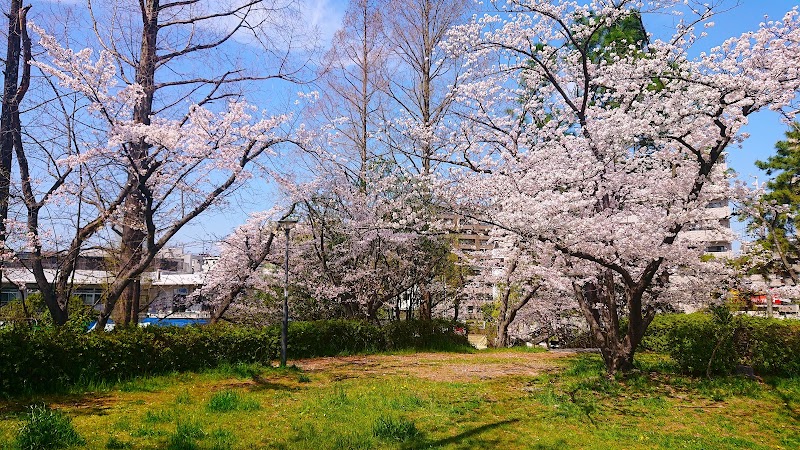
[640, 1, 799, 240]
[37, 1, 799, 250]
[641, 0, 799, 182]
[306, 0, 800, 240]
[198, 0, 800, 248]
[304, 0, 798, 180]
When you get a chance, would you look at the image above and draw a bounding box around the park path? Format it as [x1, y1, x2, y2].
[294, 350, 574, 383]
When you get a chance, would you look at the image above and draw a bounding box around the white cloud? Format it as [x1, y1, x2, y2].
[300, 0, 346, 48]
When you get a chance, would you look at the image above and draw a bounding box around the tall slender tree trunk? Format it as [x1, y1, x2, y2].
[0, 0, 24, 251]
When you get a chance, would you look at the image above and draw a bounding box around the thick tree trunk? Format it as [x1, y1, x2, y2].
[599, 345, 635, 374]
[496, 317, 511, 348]
[494, 277, 537, 348]
[116, 1, 159, 324]
[574, 270, 653, 376]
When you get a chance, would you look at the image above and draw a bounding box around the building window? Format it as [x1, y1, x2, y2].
[467, 305, 474, 315]
[74, 288, 104, 306]
[706, 245, 728, 253]
[0, 289, 20, 306]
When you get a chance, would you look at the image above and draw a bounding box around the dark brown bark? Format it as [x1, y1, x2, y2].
[573, 270, 656, 375]
[92, 0, 285, 331]
[495, 288, 537, 347]
[116, 0, 160, 326]
[0, 0, 24, 245]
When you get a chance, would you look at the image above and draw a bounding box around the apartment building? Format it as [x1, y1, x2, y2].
[681, 198, 734, 258]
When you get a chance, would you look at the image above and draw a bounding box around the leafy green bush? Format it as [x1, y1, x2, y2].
[668, 312, 738, 376]
[0, 319, 468, 397]
[735, 316, 800, 377]
[15, 404, 85, 450]
[288, 320, 385, 357]
[0, 294, 96, 332]
[640, 313, 800, 376]
[382, 319, 470, 351]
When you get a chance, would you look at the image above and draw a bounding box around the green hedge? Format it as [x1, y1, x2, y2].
[640, 313, 800, 376]
[0, 319, 468, 397]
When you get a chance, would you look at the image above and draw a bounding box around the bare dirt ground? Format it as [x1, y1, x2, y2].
[294, 351, 575, 383]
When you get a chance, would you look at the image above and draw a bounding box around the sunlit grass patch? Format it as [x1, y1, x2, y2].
[167, 419, 205, 450]
[143, 407, 176, 424]
[104, 435, 131, 449]
[387, 393, 426, 410]
[208, 428, 236, 450]
[372, 415, 421, 442]
[206, 389, 260, 412]
[0, 349, 796, 449]
[119, 375, 175, 393]
[175, 389, 192, 405]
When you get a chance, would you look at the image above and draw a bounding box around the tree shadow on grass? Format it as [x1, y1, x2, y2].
[402, 418, 520, 450]
[0, 393, 116, 416]
[246, 379, 297, 392]
[773, 384, 800, 422]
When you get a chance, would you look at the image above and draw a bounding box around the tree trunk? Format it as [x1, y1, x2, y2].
[496, 316, 511, 348]
[116, 0, 159, 325]
[419, 287, 432, 321]
[599, 345, 635, 374]
[574, 270, 652, 376]
[0, 0, 23, 246]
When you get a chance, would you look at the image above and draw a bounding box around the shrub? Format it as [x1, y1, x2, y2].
[0, 319, 468, 397]
[0, 294, 96, 332]
[641, 313, 800, 377]
[735, 316, 800, 377]
[382, 319, 470, 351]
[15, 404, 85, 450]
[667, 312, 738, 376]
[288, 320, 385, 357]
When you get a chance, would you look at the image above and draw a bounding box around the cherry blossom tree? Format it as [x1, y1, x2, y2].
[441, 0, 800, 373]
[0, 4, 116, 326]
[199, 209, 286, 324]
[268, 0, 456, 323]
[29, 0, 312, 329]
[291, 164, 451, 322]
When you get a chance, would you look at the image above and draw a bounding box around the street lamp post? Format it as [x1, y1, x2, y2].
[277, 217, 298, 367]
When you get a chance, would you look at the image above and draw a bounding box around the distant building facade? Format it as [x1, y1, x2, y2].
[0, 247, 219, 319]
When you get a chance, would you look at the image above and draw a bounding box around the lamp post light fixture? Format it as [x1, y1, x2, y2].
[277, 217, 298, 368]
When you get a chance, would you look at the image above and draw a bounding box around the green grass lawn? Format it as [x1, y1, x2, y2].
[1, 350, 798, 449]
